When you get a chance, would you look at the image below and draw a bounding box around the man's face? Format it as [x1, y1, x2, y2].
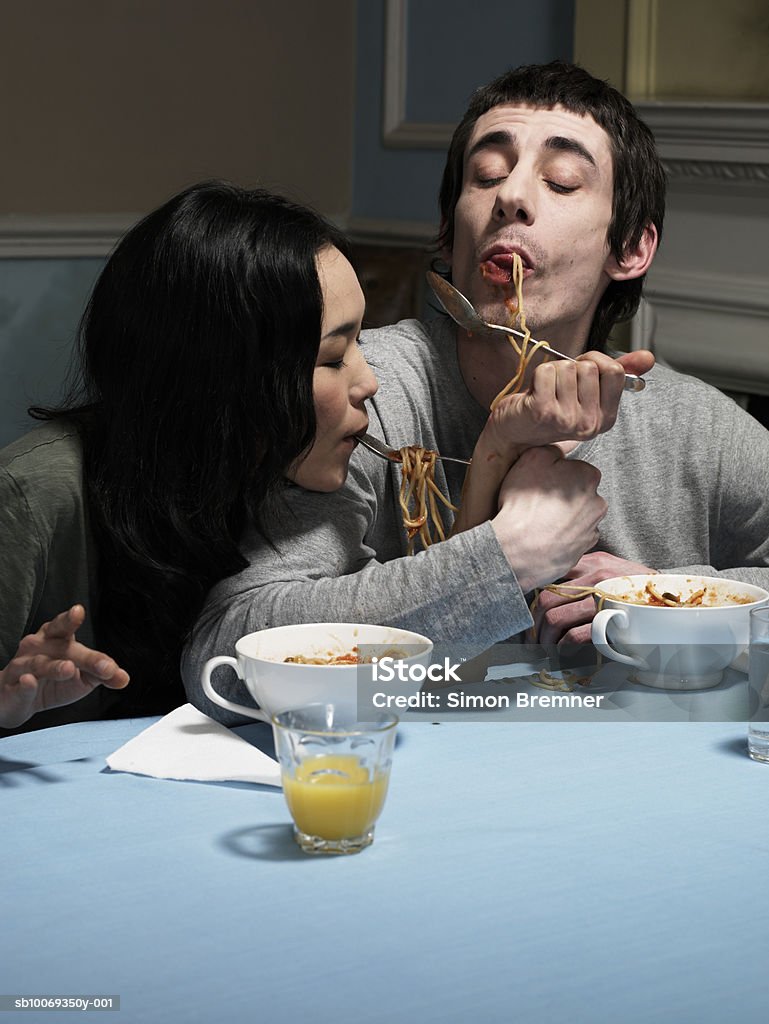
[449, 103, 617, 354]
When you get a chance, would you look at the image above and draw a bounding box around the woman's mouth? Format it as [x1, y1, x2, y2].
[345, 426, 369, 448]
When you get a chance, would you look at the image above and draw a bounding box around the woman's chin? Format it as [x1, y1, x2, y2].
[293, 463, 349, 493]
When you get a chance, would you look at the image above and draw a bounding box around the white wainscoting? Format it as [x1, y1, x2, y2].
[640, 102, 769, 395]
[0, 215, 137, 258]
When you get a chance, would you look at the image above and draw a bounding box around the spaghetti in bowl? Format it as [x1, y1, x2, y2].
[591, 574, 769, 690]
[201, 623, 433, 722]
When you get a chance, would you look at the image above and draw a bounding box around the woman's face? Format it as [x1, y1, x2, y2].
[288, 246, 377, 492]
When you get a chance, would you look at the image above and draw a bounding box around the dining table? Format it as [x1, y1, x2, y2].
[3, 666, 769, 1024]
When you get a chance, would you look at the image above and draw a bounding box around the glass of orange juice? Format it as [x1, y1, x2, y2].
[272, 703, 398, 854]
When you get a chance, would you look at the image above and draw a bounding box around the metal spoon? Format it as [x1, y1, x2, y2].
[356, 432, 471, 466]
[427, 271, 646, 393]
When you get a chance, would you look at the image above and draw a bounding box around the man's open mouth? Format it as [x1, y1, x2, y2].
[479, 246, 534, 285]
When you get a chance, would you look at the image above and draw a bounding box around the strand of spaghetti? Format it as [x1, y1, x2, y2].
[425, 476, 456, 506]
[398, 449, 426, 553]
[397, 449, 413, 523]
[490, 338, 552, 410]
[414, 456, 431, 550]
[545, 582, 695, 609]
[400, 447, 429, 556]
[427, 485, 442, 545]
[527, 584, 608, 688]
[426, 460, 457, 533]
[489, 252, 553, 412]
[543, 584, 609, 601]
[528, 585, 607, 641]
[397, 445, 458, 553]
[414, 452, 433, 552]
[427, 475, 456, 543]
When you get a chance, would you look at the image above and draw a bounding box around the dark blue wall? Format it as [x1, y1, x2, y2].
[352, 0, 575, 227]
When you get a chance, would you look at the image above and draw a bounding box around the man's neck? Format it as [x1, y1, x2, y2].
[455, 325, 590, 411]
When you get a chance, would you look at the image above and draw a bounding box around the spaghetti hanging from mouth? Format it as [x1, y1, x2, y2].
[395, 255, 548, 552]
[397, 445, 458, 555]
[487, 252, 553, 412]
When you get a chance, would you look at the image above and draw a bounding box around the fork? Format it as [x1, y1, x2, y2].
[356, 432, 471, 466]
[427, 271, 646, 393]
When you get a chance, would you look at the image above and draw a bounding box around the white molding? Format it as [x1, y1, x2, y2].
[646, 266, 769, 395]
[0, 212, 441, 258]
[0, 214, 136, 258]
[661, 160, 769, 188]
[639, 103, 769, 153]
[646, 267, 769, 318]
[651, 311, 769, 396]
[638, 102, 769, 193]
[382, 0, 454, 148]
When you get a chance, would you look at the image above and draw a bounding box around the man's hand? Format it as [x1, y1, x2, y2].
[483, 349, 655, 456]
[534, 551, 656, 646]
[0, 606, 130, 729]
[453, 350, 654, 537]
[492, 447, 608, 594]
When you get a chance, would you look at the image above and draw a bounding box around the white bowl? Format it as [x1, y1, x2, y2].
[591, 574, 769, 689]
[201, 622, 433, 721]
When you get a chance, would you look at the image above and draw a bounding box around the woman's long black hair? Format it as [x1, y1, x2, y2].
[33, 181, 352, 713]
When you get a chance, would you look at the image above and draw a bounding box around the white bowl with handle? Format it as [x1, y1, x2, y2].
[591, 574, 769, 689]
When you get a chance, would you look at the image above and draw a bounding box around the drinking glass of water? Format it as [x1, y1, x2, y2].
[748, 606, 769, 763]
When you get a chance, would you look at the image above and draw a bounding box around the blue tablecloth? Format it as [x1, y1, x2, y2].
[2, 716, 768, 1023]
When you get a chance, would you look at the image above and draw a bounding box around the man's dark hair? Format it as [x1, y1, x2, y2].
[437, 61, 666, 346]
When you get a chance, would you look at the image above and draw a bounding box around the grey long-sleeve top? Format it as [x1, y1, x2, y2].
[183, 316, 769, 721]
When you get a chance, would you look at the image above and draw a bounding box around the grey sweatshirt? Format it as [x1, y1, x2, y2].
[182, 316, 769, 721]
[0, 423, 97, 663]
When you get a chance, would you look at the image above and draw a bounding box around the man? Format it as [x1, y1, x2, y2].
[183, 62, 769, 717]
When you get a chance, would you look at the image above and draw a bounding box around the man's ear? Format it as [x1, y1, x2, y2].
[606, 224, 658, 282]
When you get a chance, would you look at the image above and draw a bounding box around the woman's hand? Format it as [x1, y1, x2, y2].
[0, 605, 129, 729]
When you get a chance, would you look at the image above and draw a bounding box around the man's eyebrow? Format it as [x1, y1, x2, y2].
[465, 130, 513, 161]
[321, 320, 359, 341]
[465, 130, 598, 170]
[545, 135, 597, 168]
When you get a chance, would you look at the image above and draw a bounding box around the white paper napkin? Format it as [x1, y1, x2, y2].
[106, 703, 281, 786]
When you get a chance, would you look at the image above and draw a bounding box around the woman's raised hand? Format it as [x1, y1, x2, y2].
[0, 605, 129, 729]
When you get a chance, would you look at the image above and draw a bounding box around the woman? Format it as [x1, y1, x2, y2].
[0, 181, 375, 731]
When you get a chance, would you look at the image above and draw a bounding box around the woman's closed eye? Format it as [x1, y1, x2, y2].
[320, 355, 346, 370]
[318, 334, 362, 370]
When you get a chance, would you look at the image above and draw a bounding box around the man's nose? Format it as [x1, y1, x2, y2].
[492, 167, 535, 225]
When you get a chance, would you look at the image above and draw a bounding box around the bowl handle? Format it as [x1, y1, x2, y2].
[591, 609, 648, 670]
[201, 656, 271, 722]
